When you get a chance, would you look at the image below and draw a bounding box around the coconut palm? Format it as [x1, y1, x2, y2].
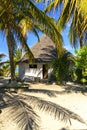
[41, 0, 87, 48]
[0, 0, 63, 80]
[0, 89, 86, 130]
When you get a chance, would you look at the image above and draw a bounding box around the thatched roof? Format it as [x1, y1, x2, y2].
[21, 34, 57, 63]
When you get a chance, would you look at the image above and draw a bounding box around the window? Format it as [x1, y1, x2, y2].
[29, 64, 37, 68]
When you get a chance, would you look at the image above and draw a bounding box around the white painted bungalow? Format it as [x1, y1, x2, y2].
[18, 34, 57, 81]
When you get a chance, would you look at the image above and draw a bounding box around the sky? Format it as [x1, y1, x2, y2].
[0, 2, 75, 61]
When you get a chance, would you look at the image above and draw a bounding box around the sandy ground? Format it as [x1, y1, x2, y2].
[0, 80, 87, 130]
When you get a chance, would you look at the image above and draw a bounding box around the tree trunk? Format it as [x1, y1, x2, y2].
[9, 50, 15, 81]
[6, 29, 15, 81]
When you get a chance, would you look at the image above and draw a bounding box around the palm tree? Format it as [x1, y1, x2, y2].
[0, 0, 63, 81]
[42, 0, 87, 48]
[50, 49, 74, 84]
[0, 89, 86, 130]
[68, 13, 84, 48]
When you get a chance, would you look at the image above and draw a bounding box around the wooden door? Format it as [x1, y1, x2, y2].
[43, 65, 48, 79]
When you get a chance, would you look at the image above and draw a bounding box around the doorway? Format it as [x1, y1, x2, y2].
[43, 64, 48, 79]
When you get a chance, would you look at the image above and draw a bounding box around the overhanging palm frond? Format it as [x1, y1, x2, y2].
[69, 21, 79, 48]
[11, 22, 34, 63]
[44, 1, 55, 13]
[80, 17, 87, 39]
[57, 0, 76, 31]
[39, 0, 62, 13]
[25, 1, 63, 55]
[68, 9, 86, 48]
[19, 17, 34, 37]
[38, 0, 87, 50]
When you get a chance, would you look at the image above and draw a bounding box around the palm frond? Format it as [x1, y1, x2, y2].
[68, 20, 78, 48]
[80, 16, 87, 37]
[44, 1, 55, 13]
[25, 1, 63, 55]
[57, 0, 75, 31]
[11, 22, 34, 63]
[31, 26, 40, 42]
[44, 0, 62, 13]
[19, 17, 34, 37]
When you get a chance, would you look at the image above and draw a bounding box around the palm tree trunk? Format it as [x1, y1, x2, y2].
[6, 29, 15, 80]
[8, 50, 15, 80]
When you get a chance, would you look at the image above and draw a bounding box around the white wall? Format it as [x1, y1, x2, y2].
[25, 64, 43, 79]
[19, 63, 26, 79]
[19, 63, 43, 79]
[19, 63, 53, 80]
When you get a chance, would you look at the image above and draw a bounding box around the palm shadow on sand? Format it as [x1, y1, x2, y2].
[0, 80, 87, 130]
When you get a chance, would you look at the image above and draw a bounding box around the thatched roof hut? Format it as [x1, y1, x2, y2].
[19, 34, 75, 80]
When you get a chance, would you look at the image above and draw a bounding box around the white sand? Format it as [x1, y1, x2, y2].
[0, 82, 87, 130]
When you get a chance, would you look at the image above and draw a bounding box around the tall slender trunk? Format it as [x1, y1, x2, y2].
[8, 49, 15, 81]
[6, 29, 15, 81]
